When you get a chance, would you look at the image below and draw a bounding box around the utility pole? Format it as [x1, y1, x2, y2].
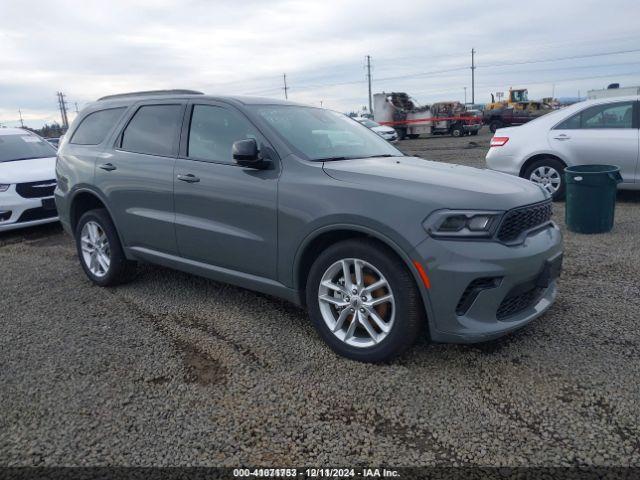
[282, 74, 289, 100]
[18, 109, 24, 128]
[464, 87, 467, 105]
[471, 48, 476, 104]
[57, 92, 69, 129]
[366, 55, 373, 115]
[74, 102, 79, 113]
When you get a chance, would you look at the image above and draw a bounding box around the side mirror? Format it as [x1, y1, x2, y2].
[232, 139, 264, 168]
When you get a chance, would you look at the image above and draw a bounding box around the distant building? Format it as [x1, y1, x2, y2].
[587, 83, 640, 99]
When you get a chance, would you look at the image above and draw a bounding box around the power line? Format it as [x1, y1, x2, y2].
[479, 48, 640, 69]
[366, 55, 372, 114]
[282, 73, 288, 99]
[471, 48, 476, 104]
[56, 92, 69, 129]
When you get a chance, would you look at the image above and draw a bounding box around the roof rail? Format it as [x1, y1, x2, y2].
[98, 89, 204, 101]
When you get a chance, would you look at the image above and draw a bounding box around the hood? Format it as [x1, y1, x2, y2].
[372, 125, 396, 134]
[0, 157, 57, 184]
[323, 156, 547, 210]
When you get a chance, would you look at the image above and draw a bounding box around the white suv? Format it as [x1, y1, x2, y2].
[0, 128, 59, 232]
[486, 96, 639, 200]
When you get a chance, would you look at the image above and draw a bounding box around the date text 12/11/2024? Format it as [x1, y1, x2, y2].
[233, 468, 400, 478]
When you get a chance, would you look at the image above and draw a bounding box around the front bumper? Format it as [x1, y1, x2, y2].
[379, 132, 398, 142]
[0, 186, 59, 232]
[412, 223, 563, 343]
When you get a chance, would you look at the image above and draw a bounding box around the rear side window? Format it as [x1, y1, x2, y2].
[70, 108, 126, 145]
[120, 104, 183, 157]
[556, 102, 634, 129]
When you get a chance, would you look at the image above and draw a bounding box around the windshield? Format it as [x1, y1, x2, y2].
[511, 90, 529, 102]
[253, 106, 402, 161]
[358, 118, 380, 128]
[0, 133, 57, 162]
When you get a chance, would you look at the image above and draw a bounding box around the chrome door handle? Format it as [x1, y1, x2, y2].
[553, 135, 570, 141]
[177, 173, 200, 183]
[98, 163, 117, 171]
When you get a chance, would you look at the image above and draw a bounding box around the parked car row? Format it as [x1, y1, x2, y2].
[4, 92, 638, 361]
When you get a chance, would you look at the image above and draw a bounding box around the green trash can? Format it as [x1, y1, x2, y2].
[565, 165, 622, 234]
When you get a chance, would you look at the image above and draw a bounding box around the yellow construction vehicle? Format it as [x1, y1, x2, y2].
[486, 88, 550, 112]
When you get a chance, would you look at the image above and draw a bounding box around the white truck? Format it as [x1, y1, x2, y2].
[373, 92, 481, 139]
[587, 84, 640, 99]
[373, 92, 432, 140]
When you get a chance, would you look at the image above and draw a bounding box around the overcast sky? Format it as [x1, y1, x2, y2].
[1, 0, 640, 128]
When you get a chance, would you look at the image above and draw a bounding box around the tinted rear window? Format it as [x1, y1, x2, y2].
[120, 104, 183, 157]
[70, 107, 126, 145]
[0, 134, 57, 163]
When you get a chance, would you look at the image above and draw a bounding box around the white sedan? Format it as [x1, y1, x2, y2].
[0, 128, 59, 232]
[354, 117, 398, 142]
[486, 96, 639, 200]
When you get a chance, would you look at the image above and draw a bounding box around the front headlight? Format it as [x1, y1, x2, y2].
[423, 210, 503, 239]
[0, 184, 10, 192]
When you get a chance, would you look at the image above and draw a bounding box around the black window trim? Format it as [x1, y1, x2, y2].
[552, 100, 638, 130]
[178, 101, 278, 168]
[115, 102, 186, 158]
[69, 106, 127, 146]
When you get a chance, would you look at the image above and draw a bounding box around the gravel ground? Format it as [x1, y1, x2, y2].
[1, 128, 639, 467]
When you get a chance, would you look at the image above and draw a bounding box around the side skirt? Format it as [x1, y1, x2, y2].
[128, 246, 303, 306]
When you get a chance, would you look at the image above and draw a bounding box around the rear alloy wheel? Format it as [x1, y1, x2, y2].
[451, 125, 464, 137]
[75, 209, 137, 286]
[306, 239, 423, 362]
[80, 221, 111, 278]
[524, 158, 566, 200]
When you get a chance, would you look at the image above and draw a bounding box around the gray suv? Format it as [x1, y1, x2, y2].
[55, 90, 563, 362]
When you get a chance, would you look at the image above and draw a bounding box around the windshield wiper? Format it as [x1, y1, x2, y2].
[315, 156, 359, 162]
[2, 156, 51, 163]
[316, 154, 403, 162]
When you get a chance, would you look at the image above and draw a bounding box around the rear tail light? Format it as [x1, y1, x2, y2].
[490, 136, 509, 147]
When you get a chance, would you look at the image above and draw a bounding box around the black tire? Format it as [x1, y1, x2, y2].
[489, 120, 502, 133]
[306, 239, 424, 362]
[451, 124, 464, 137]
[407, 134, 420, 139]
[75, 208, 137, 286]
[470, 130, 479, 136]
[523, 157, 567, 201]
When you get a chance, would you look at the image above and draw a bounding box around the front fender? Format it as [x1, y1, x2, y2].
[290, 221, 435, 326]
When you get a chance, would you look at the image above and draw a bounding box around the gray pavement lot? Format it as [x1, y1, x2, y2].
[1, 128, 639, 467]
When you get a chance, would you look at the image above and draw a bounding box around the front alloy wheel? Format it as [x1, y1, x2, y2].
[318, 258, 395, 348]
[306, 239, 423, 362]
